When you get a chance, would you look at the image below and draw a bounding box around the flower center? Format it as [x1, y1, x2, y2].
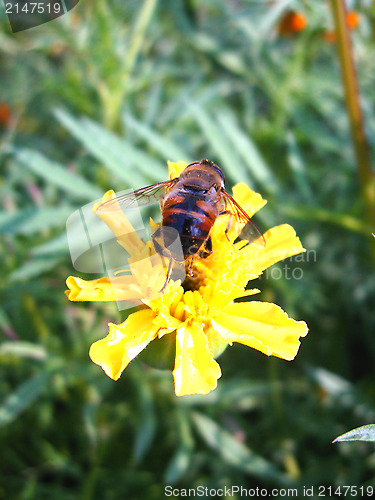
[181, 261, 207, 292]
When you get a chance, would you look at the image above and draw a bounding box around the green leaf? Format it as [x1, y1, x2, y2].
[55, 109, 166, 184]
[124, 114, 190, 163]
[191, 412, 290, 483]
[234, 0, 292, 43]
[0, 308, 12, 334]
[164, 445, 193, 485]
[280, 205, 372, 235]
[179, 380, 279, 409]
[133, 380, 156, 462]
[0, 207, 74, 235]
[187, 102, 243, 183]
[10, 257, 62, 282]
[333, 425, 375, 443]
[285, 131, 313, 202]
[164, 410, 194, 484]
[257, 0, 292, 39]
[216, 109, 278, 192]
[31, 233, 69, 256]
[0, 342, 47, 361]
[0, 368, 56, 426]
[15, 149, 102, 201]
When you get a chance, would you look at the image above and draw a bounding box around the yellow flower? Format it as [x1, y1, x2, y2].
[65, 161, 308, 396]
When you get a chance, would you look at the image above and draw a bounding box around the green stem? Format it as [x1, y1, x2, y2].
[280, 205, 373, 235]
[330, 0, 375, 226]
[23, 293, 50, 341]
[101, 0, 158, 129]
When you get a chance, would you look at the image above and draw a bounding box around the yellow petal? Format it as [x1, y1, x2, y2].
[167, 160, 188, 179]
[209, 184, 267, 244]
[145, 280, 185, 327]
[242, 224, 306, 276]
[232, 183, 267, 218]
[173, 322, 222, 396]
[89, 309, 158, 380]
[205, 325, 229, 359]
[93, 190, 148, 256]
[212, 302, 308, 361]
[65, 275, 141, 302]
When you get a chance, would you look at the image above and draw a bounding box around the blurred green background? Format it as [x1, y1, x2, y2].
[1, 0, 375, 498]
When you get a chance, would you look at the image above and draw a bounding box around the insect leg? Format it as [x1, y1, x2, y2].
[159, 257, 174, 293]
[219, 210, 232, 242]
[198, 236, 213, 258]
[186, 255, 196, 277]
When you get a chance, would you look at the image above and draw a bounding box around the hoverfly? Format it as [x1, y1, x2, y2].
[96, 159, 265, 287]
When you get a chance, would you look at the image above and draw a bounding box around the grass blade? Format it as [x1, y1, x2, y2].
[55, 108, 166, 184]
[10, 257, 63, 282]
[31, 233, 69, 256]
[0, 342, 47, 361]
[0, 368, 56, 426]
[0, 207, 74, 235]
[216, 109, 278, 192]
[187, 102, 243, 184]
[333, 424, 375, 443]
[191, 412, 290, 484]
[124, 114, 190, 163]
[285, 131, 313, 203]
[133, 381, 157, 462]
[15, 149, 102, 201]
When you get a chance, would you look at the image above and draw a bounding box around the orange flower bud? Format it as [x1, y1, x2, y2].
[0, 103, 11, 127]
[278, 11, 307, 36]
[346, 10, 360, 30]
[324, 10, 360, 43]
[324, 30, 337, 43]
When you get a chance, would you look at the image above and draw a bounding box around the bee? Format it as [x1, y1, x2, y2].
[97, 159, 265, 287]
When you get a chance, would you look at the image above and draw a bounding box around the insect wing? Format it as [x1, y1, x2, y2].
[222, 190, 265, 247]
[96, 179, 177, 213]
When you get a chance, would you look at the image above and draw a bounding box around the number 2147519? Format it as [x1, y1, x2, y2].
[318, 485, 373, 497]
[5, 2, 62, 14]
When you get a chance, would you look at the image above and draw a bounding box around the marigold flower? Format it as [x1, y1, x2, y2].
[278, 11, 307, 36]
[65, 161, 308, 396]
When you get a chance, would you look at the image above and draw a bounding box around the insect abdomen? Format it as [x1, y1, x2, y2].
[161, 195, 216, 260]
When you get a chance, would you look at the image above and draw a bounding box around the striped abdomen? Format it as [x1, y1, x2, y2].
[160, 193, 219, 260]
